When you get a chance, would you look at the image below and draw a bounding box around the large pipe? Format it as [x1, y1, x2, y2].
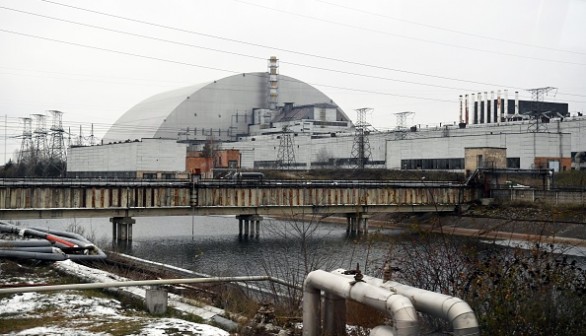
[303, 270, 418, 336]
[0, 239, 52, 247]
[0, 249, 67, 261]
[0, 275, 283, 295]
[370, 326, 395, 336]
[1, 246, 63, 253]
[382, 282, 478, 336]
[0, 222, 106, 261]
[331, 270, 479, 336]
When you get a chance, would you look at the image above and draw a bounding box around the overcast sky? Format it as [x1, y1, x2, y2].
[1, 0, 585, 163]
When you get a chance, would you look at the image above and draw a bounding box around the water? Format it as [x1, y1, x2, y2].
[14, 215, 402, 277]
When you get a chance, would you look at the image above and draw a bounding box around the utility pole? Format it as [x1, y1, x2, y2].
[351, 108, 373, 169]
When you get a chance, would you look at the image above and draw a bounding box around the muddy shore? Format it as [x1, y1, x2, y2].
[284, 203, 586, 247]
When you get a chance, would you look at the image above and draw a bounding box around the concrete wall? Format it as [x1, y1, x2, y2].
[67, 139, 187, 173]
[224, 130, 389, 169]
[464, 148, 507, 171]
[386, 132, 570, 170]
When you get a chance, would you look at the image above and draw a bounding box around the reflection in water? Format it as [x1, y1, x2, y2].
[16, 215, 402, 277]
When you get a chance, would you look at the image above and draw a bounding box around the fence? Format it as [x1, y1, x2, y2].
[491, 188, 586, 206]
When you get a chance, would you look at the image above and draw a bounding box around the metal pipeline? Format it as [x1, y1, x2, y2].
[0, 222, 106, 261]
[1, 246, 63, 253]
[303, 270, 418, 336]
[0, 275, 279, 295]
[0, 249, 67, 261]
[370, 325, 396, 336]
[0, 239, 52, 247]
[332, 269, 479, 336]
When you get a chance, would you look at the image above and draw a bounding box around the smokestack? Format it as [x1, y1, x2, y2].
[268, 56, 279, 110]
[464, 94, 469, 124]
[491, 91, 495, 124]
[459, 95, 463, 123]
[484, 91, 489, 124]
[472, 93, 477, 124]
[478, 92, 483, 123]
[504, 89, 509, 115]
[515, 91, 519, 115]
[497, 90, 502, 123]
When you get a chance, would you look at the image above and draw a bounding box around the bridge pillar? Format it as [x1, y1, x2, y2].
[346, 213, 369, 236]
[236, 215, 263, 239]
[110, 217, 136, 242]
[361, 214, 370, 235]
[346, 216, 351, 234]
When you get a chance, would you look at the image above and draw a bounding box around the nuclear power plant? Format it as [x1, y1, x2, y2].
[65, 57, 586, 178]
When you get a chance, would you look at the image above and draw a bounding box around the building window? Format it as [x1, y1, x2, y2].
[507, 158, 520, 169]
[400, 158, 464, 170]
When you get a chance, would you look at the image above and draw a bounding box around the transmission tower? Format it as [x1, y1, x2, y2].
[77, 125, 84, 146]
[351, 107, 373, 169]
[526, 87, 557, 132]
[17, 117, 33, 163]
[32, 113, 48, 160]
[89, 123, 95, 146]
[277, 125, 296, 169]
[394, 111, 415, 129]
[49, 110, 66, 161]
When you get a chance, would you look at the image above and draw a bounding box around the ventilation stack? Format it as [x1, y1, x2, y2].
[268, 56, 279, 110]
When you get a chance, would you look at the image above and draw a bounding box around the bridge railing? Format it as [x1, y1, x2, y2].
[0, 178, 473, 217]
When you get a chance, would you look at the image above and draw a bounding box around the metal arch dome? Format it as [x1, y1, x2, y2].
[103, 72, 350, 143]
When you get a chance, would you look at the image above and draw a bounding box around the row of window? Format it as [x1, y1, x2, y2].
[400, 158, 521, 170]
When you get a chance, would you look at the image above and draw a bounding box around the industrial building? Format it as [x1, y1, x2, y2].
[67, 138, 188, 179]
[67, 58, 586, 177]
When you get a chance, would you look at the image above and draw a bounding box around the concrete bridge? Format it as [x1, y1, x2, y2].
[0, 178, 474, 240]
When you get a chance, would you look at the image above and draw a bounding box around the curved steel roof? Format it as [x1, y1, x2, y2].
[104, 72, 349, 143]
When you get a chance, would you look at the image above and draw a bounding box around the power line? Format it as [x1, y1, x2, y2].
[232, 0, 586, 66]
[34, 0, 585, 97]
[0, 6, 476, 93]
[317, 0, 586, 56]
[0, 28, 460, 104]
